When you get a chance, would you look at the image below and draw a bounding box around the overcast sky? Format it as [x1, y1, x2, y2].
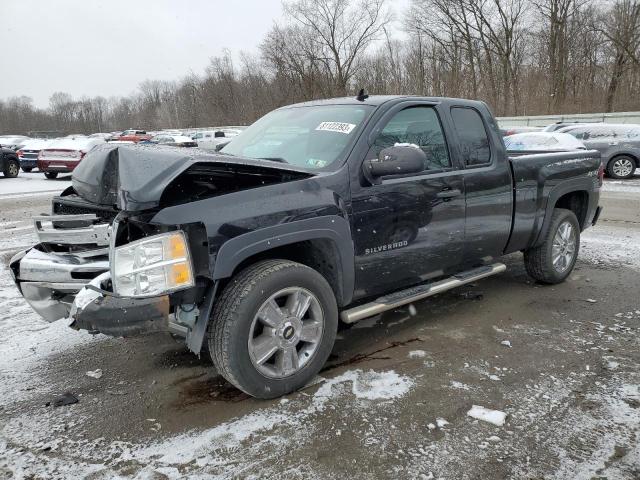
[3, 0, 409, 109]
[2, 0, 288, 107]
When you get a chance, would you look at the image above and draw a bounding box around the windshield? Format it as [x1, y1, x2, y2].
[221, 104, 374, 170]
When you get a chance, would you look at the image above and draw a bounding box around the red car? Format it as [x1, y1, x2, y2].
[37, 137, 105, 179]
[117, 129, 152, 143]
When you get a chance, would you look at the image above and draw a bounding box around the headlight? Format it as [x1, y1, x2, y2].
[112, 231, 194, 297]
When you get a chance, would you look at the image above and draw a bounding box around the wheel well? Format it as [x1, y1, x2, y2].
[555, 190, 588, 229]
[224, 239, 345, 306]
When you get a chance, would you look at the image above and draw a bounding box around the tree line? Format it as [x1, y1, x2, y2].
[2, 0, 640, 135]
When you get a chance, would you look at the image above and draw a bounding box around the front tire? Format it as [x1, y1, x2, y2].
[607, 156, 636, 179]
[44, 172, 58, 179]
[21, 167, 33, 173]
[208, 259, 338, 399]
[3, 159, 19, 178]
[524, 208, 580, 284]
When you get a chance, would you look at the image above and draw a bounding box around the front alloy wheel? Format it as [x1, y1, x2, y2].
[208, 259, 338, 398]
[248, 287, 324, 378]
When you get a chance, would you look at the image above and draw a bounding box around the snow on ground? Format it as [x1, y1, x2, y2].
[0, 172, 70, 197]
[1, 369, 414, 478]
[601, 173, 640, 194]
[580, 222, 640, 269]
[0, 263, 103, 409]
[467, 405, 507, 426]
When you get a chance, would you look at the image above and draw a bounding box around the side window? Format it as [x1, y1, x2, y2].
[451, 107, 491, 167]
[373, 106, 451, 171]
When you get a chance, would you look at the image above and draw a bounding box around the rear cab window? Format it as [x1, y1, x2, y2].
[450, 107, 492, 167]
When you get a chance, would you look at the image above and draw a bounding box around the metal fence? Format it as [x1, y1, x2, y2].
[496, 111, 640, 127]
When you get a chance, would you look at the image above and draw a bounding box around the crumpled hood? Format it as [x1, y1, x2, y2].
[72, 144, 314, 211]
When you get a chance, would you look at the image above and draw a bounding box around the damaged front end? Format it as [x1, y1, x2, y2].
[10, 212, 202, 340]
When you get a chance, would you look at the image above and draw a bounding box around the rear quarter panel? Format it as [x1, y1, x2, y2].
[506, 150, 601, 253]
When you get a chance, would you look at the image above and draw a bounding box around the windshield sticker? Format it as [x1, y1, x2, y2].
[316, 122, 356, 134]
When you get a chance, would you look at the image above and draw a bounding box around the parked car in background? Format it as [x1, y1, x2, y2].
[16, 139, 51, 172]
[149, 134, 198, 147]
[0, 135, 31, 150]
[542, 121, 602, 133]
[500, 126, 542, 137]
[37, 136, 105, 179]
[504, 132, 586, 156]
[118, 129, 152, 143]
[159, 129, 183, 136]
[0, 146, 20, 177]
[195, 127, 244, 151]
[558, 123, 640, 179]
[89, 133, 113, 140]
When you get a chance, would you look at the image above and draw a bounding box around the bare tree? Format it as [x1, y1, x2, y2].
[281, 0, 392, 95]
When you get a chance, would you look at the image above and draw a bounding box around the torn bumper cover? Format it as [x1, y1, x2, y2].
[69, 273, 169, 336]
[10, 247, 169, 337]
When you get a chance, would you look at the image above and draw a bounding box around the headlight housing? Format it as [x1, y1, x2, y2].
[112, 231, 194, 297]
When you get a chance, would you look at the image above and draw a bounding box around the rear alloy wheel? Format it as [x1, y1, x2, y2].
[208, 259, 338, 398]
[524, 208, 580, 284]
[3, 159, 19, 178]
[607, 156, 636, 179]
[44, 172, 58, 179]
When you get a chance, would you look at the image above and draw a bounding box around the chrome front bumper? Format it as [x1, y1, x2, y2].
[11, 247, 109, 322]
[10, 213, 110, 322]
[11, 213, 171, 336]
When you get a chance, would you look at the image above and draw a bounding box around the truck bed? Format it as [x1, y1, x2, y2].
[506, 149, 601, 253]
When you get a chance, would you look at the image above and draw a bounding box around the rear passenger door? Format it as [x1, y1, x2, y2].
[449, 106, 512, 266]
[350, 102, 466, 299]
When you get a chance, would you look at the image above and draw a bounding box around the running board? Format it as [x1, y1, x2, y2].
[340, 263, 507, 324]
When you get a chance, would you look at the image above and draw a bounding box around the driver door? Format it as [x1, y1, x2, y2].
[350, 103, 466, 299]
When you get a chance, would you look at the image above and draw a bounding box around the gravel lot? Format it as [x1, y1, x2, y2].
[0, 175, 639, 479]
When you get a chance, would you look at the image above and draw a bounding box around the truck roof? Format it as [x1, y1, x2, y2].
[282, 95, 486, 109]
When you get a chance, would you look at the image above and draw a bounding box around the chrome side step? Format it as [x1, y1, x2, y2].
[340, 263, 507, 324]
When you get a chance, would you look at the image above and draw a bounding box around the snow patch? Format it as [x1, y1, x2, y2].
[467, 405, 507, 426]
[408, 350, 427, 359]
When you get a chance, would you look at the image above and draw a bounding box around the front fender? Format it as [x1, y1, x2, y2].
[212, 215, 355, 305]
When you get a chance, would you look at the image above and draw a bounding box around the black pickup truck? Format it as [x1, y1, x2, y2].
[10, 95, 602, 398]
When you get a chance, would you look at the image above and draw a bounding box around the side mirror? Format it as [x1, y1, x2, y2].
[363, 146, 425, 183]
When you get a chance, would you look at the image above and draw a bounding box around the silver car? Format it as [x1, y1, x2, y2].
[558, 124, 640, 179]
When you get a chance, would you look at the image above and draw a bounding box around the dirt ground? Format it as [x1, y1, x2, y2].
[0, 177, 639, 479]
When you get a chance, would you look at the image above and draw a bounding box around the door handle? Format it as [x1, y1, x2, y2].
[437, 189, 462, 199]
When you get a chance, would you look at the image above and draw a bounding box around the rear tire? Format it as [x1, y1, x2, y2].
[208, 259, 338, 399]
[524, 208, 580, 284]
[607, 155, 636, 179]
[44, 172, 58, 179]
[3, 159, 19, 178]
[21, 167, 33, 173]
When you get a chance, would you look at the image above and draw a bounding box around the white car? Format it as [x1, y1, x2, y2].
[89, 133, 113, 140]
[149, 134, 198, 147]
[16, 139, 52, 172]
[194, 127, 245, 151]
[38, 137, 106, 179]
[504, 132, 586, 155]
